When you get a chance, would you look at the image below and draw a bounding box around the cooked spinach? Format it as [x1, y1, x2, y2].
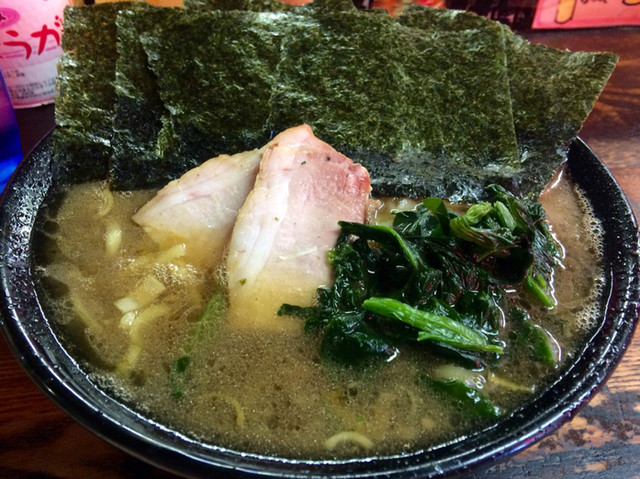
[169, 288, 226, 399]
[420, 375, 503, 419]
[508, 308, 558, 366]
[279, 185, 560, 367]
[363, 298, 503, 353]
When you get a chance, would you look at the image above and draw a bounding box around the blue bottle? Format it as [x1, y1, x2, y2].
[0, 67, 23, 194]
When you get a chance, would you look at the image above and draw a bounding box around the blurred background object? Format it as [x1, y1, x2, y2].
[533, 0, 640, 29]
[69, 0, 185, 5]
[369, 0, 640, 29]
[0, 0, 71, 108]
[63, 0, 640, 29]
[0, 67, 22, 193]
[445, 0, 538, 30]
[68, 0, 314, 5]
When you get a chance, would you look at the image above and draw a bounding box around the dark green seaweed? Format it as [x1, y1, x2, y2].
[505, 35, 618, 197]
[138, 10, 288, 170]
[269, 9, 518, 201]
[398, 4, 490, 31]
[111, 5, 183, 189]
[54, 3, 131, 183]
[183, 0, 298, 11]
[398, 4, 617, 198]
[53, 0, 615, 203]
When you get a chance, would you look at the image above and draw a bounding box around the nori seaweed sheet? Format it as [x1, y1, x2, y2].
[183, 0, 298, 11]
[132, 0, 358, 184]
[504, 35, 617, 196]
[53, 2, 130, 183]
[269, 13, 438, 158]
[297, 0, 358, 12]
[111, 5, 183, 189]
[268, 10, 518, 200]
[54, 0, 615, 202]
[110, 1, 304, 188]
[138, 10, 289, 173]
[398, 5, 618, 198]
[183, 0, 356, 12]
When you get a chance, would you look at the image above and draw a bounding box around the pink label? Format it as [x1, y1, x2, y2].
[0, 8, 21, 30]
[0, 0, 71, 108]
[533, 0, 640, 29]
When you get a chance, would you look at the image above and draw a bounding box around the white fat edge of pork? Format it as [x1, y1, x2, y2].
[226, 125, 372, 330]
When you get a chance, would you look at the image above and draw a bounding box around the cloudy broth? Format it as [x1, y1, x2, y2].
[33, 167, 604, 459]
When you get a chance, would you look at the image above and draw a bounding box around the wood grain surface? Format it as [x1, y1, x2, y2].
[1, 26, 639, 479]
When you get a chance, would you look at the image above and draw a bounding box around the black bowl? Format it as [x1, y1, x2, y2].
[1, 134, 639, 478]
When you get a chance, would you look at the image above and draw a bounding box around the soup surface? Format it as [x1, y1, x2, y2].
[33, 167, 604, 458]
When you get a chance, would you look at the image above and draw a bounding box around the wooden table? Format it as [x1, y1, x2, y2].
[1, 27, 639, 479]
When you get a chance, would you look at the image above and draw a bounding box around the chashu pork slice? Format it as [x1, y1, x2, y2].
[226, 124, 371, 330]
[132, 148, 263, 269]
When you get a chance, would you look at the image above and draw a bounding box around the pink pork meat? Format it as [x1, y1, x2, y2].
[131, 148, 263, 269]
[225, 125, 371, 330]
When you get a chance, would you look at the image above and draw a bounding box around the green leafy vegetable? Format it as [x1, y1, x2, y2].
[339, 222, 422, 272]
[524, 268, 555, 308]
[169, 289, 226, 399]
[169, 356, 191, 399]
[363, 297, 503, 353]
[509, 308, 558, 366]
[280, 185, 559, 366]
[421, 376, 503, 419]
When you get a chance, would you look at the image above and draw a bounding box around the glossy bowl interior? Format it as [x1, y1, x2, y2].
[1, 134, 639, 478]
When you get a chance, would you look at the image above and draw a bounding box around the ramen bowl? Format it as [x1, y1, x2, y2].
[1, 134, 639, 478]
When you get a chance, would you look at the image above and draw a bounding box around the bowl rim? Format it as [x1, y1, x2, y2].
[1, 133, 639, 478]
